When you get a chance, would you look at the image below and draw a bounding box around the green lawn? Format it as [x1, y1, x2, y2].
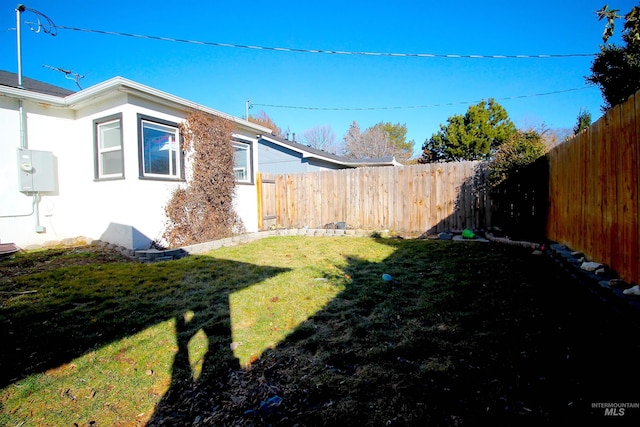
[1, 236, 639, 426]
[0, 237, 385, 425]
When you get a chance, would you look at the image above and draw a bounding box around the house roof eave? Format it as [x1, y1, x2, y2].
[0, 85, 67, 107]
[66, 77, 272, 133]
[340, 157, 403, 167]
[1, 75, 272, 135]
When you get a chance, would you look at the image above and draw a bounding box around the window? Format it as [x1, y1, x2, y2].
[233, 142, 251, 183]
[138, 115, 183, 180]
[94, 114, 124, 179]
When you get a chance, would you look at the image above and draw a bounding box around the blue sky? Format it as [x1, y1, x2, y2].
[1, 0, 637, 156]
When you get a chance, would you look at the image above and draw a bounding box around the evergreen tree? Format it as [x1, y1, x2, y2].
[587, 4, 640, 110]
[573, 109, 592, 135]
[420, 99, 516, 162]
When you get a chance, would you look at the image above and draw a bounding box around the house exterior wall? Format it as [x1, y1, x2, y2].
[0, 92, 259, 250]
[0, 97, 37, 238]
[257, 139, 344, 174]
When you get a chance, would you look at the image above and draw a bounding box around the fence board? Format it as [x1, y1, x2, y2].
[620, 96, 638, 282]
[580, 127, 590, 255]
[610, 104, 623, 274]
[636, 93, 640, 283]
[583, 123, 595, 261]
[603, 107, 618, 268]
[591, 118, 604, 263]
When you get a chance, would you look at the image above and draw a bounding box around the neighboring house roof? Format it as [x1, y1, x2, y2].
[260, 134, 402, 168]
[0, 70, 76, 97]
[0, 70, 272, 134]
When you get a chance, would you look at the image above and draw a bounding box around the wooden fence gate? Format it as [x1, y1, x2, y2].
[257, 173, 277, 230]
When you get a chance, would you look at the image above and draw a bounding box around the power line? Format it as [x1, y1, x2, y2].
[56, 25, 596, 59]
[42, 22, 600, 111]
[250, 86, 597, 111]
[22, 6, 57, 36]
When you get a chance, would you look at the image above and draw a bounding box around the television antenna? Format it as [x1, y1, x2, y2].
[42, 64, 85, 90]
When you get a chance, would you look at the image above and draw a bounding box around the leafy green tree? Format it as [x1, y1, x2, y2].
[487, 130, 547, 188]
[380, 122, 415, 160]
[573, 108, 592, 135]
[486, 130, 549, 241]
[420, 99, 516, 162]
[587, 4, 640, 110]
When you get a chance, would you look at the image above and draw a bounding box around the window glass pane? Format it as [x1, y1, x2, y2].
[101, 151, 123, 175]
[142, 121, 178, 176]
[234, 168, 246, 181]
[100, 121, 121, 149]
[233, 143, 250, 182]
[234, 145, 248, 168]
[96, 117, 123, 178]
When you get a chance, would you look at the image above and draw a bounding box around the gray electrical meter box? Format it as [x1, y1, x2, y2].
[17, 149, 56, 193]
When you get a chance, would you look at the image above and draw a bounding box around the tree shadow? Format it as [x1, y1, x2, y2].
[437, 158, 549, 242]
[4, 232, 639, 425]
[148, 236, 640, 426]
[147, 307, 241, 425]
[485, 157, 549, 241]
[0, 251, 289, 389]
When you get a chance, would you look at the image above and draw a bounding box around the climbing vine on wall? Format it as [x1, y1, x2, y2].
[163, 111, 245, 247]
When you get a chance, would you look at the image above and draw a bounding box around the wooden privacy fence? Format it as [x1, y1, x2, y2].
[258, 161, 492, 235]
[547, 89, 640, 285]
[256, 88, 640, 284]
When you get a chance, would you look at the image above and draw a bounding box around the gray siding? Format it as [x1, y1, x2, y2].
[257, 139, 344, 174]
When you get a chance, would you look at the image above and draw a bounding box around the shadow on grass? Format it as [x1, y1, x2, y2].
[0, 252, 289, 390]
[435, 158, 549, 242]
[149, 238, 640, 426]
[4, 239, 640, 426]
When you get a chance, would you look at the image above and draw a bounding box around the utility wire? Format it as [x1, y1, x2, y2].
[13, 9, 601, 130]
[251, 86, 597, 111]
[46, 23, 598, 111]
[56, 25, 596, 59]
[22, 6, 57, 36]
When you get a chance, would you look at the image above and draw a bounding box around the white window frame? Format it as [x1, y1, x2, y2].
[137, 114, 183, 180]
[233, 141, 252, 184]
[94, 113, 124, 180]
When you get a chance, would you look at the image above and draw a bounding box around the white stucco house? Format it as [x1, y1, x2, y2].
[0, 71, 399, 250]
[0, 70, 273, 250]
